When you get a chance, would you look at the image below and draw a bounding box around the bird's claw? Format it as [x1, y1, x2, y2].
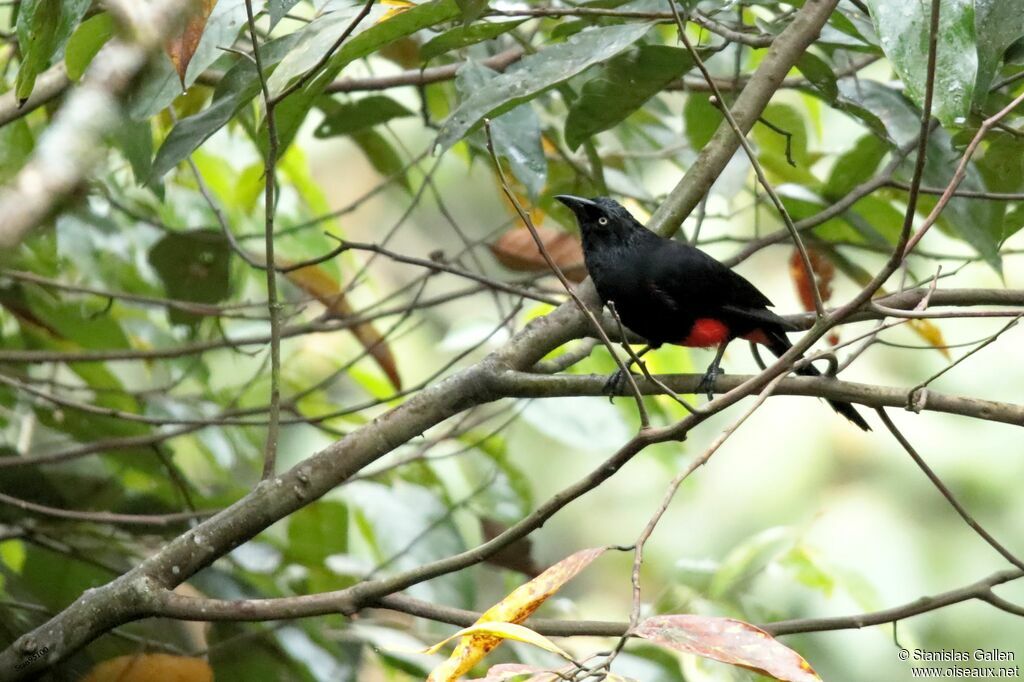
[697, 365, 724, 401]
[603, 369, 636, 402]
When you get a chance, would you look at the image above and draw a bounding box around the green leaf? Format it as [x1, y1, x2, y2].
[64, 12, 115, 81]
[795, 51, 838, 101]
[864, 0, 976, 127]
[149, 32, 302, 181]
[15, 0, 90, 101]
[314, 95, 413, 137]
[683, 92, 721, 150]
[420, 20, 523, 62]
[457, 61, 547, 199]
[269, 0, 303, 28]
[456, 0, 489, 23]
[565, 45, 694, 151]
[436, 21, 654, 150]
[269, 0, 462, 153]
[351, 128, 411, 192]
[977, 134, 1024, 192]
[113, 118, 153, 185]
[974, 0, 1024, 96]
[266, 5, 376, 98]
[825, 134, 888, 198]
[147, 229, 232, 326]
[0, 118, 34, 185]
[286, 501, 348, 566]
[838, 80, 1003, 270]
[753, 103, 810, 168]
[709, 527, 795, 600]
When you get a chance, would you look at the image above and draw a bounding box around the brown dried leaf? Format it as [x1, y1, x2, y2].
[165, 0, 217, 87]
[633, 615, 821, 682]
[490, 227, 586, 282]
[427, 547, 605, 682]
[281, 261, 402, 391]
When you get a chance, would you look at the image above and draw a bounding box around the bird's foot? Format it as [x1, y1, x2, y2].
[603, 369, 638, 402]
[697, 365, 724, 401]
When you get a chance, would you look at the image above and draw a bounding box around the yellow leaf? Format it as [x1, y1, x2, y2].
[377, 0, 416, 23]
[425, 547, 605, 681]
[426, 623, 573, 682]
[908, 318, 951, 360]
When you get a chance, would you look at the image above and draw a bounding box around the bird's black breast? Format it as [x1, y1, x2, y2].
[583, 233, 698, 345]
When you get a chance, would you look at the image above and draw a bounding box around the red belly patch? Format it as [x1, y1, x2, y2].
[678, 318, 731, 347]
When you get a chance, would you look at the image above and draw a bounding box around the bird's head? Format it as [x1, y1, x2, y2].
[554, 195, 642, 240]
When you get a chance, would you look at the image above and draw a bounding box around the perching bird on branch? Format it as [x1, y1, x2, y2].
[556, 195, 870, 431]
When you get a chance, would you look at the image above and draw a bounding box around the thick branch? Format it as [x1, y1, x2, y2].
[496, 372, 1024, 427]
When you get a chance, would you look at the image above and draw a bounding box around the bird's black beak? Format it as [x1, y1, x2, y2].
[554, 194, 598, 216]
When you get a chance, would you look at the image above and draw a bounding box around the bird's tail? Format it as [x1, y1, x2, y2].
[760, 327, 871, 431]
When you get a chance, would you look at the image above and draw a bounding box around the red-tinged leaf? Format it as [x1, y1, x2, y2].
[165, 0, 217, 86]
[467, 663, 572, 681]
[788, 246, 834, 311]
[788, 246, 837, 344]
[427, 547, 605, 681]
[633, 615, 822, 682]
[490, 227, 586, 282]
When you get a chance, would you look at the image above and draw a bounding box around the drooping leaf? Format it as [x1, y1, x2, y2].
[863, 0, 976, 127]
[436, 21, 654, 150]
[789, 247, 837, 344]
[427, 547, 605, 682]
[633, 615, 821, 682]
[489, 227, 585, 282]
[421, 20, 524, 62]
[837, 80, 1003, 271]
[825, 134, 888, 199]
[684, 91, 722, 150]
[457, 61, 547, 198]
[974, 0, 1024, 96]
[147, 229, 232, 326]
[265, 5, 378, 98]
[114, 118, 153, 185]
[795, 51, 838, 101]
[753, 103, 810, 168]
[15, 0, 90, 101]
[149, 31, 302, 180]
[64, 12, 115, 81]
[350, 128, 411, 192]
[281, 261, 402, 391]
[269, 0, 461, 153]
[455, 0, 489, 24]
[314, 95, 413, 137]
[269, 0, 303, 28]
[565, 45, 695, 151]
[165, 0, 218, 86]
[286, 500, 348, 567]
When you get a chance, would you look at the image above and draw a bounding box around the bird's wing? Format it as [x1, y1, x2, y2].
[646, 239, 774, 310]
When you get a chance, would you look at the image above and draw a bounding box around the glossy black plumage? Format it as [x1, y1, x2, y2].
[556, 195, 870, 431]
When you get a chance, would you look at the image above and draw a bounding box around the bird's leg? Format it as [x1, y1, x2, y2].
[603, 345, 651, 400]
[698, 342, 729, 400]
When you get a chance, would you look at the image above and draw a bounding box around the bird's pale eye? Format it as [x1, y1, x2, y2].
[597, 217, 608, 226]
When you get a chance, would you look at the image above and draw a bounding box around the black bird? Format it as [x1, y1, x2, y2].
[555, 194, 870, 431]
